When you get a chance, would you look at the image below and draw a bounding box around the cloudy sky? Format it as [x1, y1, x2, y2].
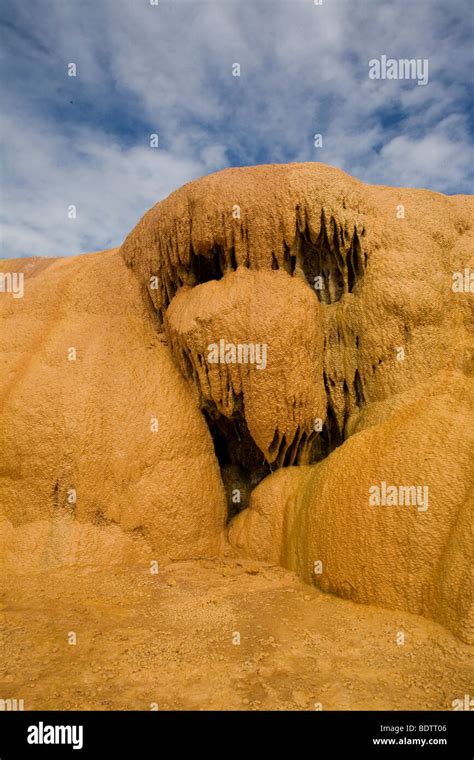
[1, 0, 472, 259]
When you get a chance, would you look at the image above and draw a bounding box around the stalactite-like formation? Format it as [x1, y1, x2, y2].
[1, 162, 472, 650]
[165, 268, 327, 470]
[121, 164, 370, 320]
[121, 164, 375, 477]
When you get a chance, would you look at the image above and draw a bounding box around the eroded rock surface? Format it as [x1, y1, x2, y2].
[1, 163, 473, 649]
[0, 251, 227, 569]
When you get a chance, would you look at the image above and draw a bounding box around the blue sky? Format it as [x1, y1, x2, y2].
[0, 0, 472, 259]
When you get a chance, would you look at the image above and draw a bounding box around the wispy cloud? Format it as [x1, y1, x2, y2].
[1, 0, 472, 259]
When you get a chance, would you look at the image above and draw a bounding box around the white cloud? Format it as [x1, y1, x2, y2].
[0, 116, 221, 258]
[1, 0, 472, 259]
[378, 131, 469, 191]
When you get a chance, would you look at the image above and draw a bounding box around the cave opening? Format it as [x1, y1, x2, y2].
[202, 400, 346, 521]
[202, 408, 273, 519]
[189, 244, 226, 284]
[163, 229, 368, 520]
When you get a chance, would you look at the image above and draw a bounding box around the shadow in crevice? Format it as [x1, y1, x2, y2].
[203, 408, 272, 520]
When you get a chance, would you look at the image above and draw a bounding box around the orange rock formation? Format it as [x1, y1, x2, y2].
[1, 164, 473, 655]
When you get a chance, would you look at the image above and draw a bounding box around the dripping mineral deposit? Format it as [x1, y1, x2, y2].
[1, 163, 472, 711]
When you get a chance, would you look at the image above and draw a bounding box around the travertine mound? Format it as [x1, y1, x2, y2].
[229, 371, 473, 643]
[120, 163, 473, 642]
[0, 251, 227, 571]
[1, 163, 472, 645]
[121, 163, 473, 458]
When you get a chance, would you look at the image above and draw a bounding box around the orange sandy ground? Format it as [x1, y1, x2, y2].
[1, 558, 472, 711]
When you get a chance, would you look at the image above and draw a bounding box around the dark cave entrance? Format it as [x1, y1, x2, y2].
[165, 221, 368, 521]
[203, 408, 273, 519]
[202, 402, 345, 522]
